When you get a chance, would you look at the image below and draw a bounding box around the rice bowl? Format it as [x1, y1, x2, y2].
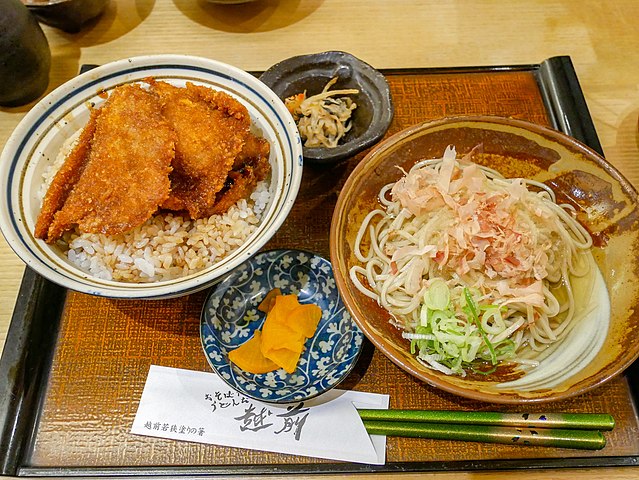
[0, 55, 303, 299]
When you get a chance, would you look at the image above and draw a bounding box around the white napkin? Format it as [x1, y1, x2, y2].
[131, 365, 389, 464]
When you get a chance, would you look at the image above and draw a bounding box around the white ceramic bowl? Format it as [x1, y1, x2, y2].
[0, 55, 303, 299]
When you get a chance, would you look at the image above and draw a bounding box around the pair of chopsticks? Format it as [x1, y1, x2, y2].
[358, 409, 614, 450]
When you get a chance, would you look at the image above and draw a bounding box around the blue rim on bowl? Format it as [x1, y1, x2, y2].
[0, 55, 303, 299]
[200, 249, 364, 403]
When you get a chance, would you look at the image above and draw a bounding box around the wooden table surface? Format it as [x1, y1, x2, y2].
[1, 1, 638, 478]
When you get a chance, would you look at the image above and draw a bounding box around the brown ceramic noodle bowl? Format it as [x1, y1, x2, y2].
[330, 116, 639, 404]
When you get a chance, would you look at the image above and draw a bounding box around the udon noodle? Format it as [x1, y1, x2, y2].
[350, 146, 598, 376]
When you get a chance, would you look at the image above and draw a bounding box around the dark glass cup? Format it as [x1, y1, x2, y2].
[0, 0, 51, 107]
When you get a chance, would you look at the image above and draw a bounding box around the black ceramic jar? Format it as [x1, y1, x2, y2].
[0, 0, 51, 107]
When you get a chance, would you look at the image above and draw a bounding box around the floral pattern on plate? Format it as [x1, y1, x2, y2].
[200, 249, 364, 403]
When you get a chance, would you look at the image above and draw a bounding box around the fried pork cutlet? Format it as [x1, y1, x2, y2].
[35, 84, 175, 243]
[149, 81, 251, 218]
[205, 134, 271, 216]
[34, 108, 100, 240]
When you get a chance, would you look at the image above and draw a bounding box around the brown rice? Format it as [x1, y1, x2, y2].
[41, 133, 271, 283]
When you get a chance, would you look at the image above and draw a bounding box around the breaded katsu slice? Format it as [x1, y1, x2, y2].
[148, 80, 251, 218]
[34, 108, 100, 240]
[35, 84, 175, 243]
[205, 133, 271, 216]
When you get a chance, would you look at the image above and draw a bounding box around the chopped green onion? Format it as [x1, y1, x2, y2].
[423, 279, 450, 311]
[470, 363, 498, 375]
[408, 283, 519, 375]
[463, 288, 497, 365]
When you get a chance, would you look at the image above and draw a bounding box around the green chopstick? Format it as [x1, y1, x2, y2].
[361, 420, 607, 450]
[357, 409, 615, 431]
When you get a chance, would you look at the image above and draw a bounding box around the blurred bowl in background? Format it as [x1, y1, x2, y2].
[22, 0, 108, 32]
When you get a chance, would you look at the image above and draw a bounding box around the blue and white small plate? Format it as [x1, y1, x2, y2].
[200, 249, 364, 403]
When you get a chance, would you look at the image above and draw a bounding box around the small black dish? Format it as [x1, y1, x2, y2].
[259, 51, 394, 164]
